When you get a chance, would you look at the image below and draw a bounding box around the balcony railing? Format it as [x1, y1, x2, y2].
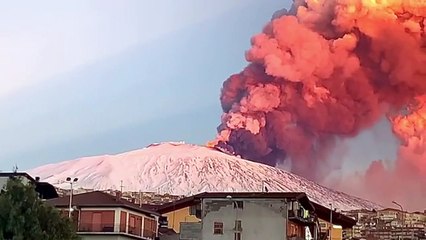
[79, 223, 115, 233]
[288, 209, 315, 224]
[78, 222, 157, 239]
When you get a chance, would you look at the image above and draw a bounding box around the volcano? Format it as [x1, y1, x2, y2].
[28, 142, 381, 211]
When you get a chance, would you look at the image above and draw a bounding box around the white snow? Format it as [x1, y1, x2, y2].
[28, 142, 382, 211]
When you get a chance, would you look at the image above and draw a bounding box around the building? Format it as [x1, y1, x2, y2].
[310, 202, 357, 240]
[48, 191, 161, 240]
[342, 208, 426, 239]
[153, 192, 356, 240]
[0, 172, 58, 199]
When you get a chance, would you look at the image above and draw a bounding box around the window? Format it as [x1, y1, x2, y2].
[120, 211, 127, 233]
[93, 212, 102, 231]
[190, 205, 196, 215]
[213, 222, 223, 235]
[190, 204, 202, 218]
[143, 218, 157, 239]
[234, 232, 241, 240]
[129, 215, 135, 228]
[79, 210, 115, 232]
[287, 222, 302, 237]
[233, 201, 243, 209]
[234, 220, 242, 231]
[128, 214, 142, 236]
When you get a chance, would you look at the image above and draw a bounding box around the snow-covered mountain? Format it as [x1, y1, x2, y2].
[28, 142, 381, 211]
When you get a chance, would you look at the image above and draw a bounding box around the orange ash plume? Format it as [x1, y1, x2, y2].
[392, 96, 426, 176]
[213, 0, 426, 208]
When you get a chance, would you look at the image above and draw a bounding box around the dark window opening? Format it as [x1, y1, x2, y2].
[233, 201, 243, 209]
[234, 220, 242, 231]
[214, 222, 223, 235]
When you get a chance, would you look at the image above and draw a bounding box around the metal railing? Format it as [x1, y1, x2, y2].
[78, 223, 116, 233]
[288, 209, 315, 223]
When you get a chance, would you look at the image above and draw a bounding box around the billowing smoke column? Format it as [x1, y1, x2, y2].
[214, 0, 426, 189]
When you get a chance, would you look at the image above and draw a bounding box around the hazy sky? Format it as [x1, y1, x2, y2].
[0, 0, 399, 173]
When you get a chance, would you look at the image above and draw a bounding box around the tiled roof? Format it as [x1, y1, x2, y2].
[47, 191, 159, 216]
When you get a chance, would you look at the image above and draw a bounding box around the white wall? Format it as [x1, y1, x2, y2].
[202, 199, 288, 240]
[0, 176, 31, 190]
[0, 177, 8, 190]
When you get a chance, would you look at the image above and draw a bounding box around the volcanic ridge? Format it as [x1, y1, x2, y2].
[28, 142, 382, 211]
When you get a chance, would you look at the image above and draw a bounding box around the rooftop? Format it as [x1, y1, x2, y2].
[0, 172, 35, 181]
[47, 191, 159, 216]
[155, 191, 314, 212]
[0, 171, 58, 199]
[311, 202, 357, 229]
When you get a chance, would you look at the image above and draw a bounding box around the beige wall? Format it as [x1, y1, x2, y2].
[330, 227, 342, 240]
[164, 207, 199, 233]
[319, 219, 343, 240]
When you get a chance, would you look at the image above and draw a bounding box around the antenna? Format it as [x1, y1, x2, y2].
[12, 164, 18, 173]
[261, 180, 268, 192]
[120, 180, 124, 193]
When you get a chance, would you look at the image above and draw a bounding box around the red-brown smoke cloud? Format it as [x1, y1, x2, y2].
[214, 0, 426, 209]
[331, 98, 426, 210]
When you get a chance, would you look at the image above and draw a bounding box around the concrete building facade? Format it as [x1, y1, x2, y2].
[201, 198, 292, 240]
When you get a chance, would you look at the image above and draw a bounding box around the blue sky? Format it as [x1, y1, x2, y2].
[0, 0, 399, 173]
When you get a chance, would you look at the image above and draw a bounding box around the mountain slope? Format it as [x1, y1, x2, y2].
[28, 142, 381, 211]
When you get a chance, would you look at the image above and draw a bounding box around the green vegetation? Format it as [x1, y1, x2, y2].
[0, 176, 79, 240]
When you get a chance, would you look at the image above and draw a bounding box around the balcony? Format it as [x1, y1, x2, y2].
[78, 223, 115, 233]
[288, 209, 315, 225]
[78, 222, 156, 239]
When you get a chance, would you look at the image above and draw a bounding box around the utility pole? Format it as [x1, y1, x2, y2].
[392, 201, 404, 239]
[66, 177, 78, 218]
[392, 201, 404, 225]
[120, 180, 124, 193]
[329, 203, 333, 240]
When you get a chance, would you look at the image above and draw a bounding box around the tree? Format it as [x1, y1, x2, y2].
[0, 176, 80, 240]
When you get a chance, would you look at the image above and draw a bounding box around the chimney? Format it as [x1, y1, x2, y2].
[115, 191, 122, 201]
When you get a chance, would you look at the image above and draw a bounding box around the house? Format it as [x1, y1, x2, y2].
[0, 172, 58, 199]
[47, 191, 161, 240]
[153, 192, 322, 240]
[311, 202, 357, 240]
[153, 192, 357, 240]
